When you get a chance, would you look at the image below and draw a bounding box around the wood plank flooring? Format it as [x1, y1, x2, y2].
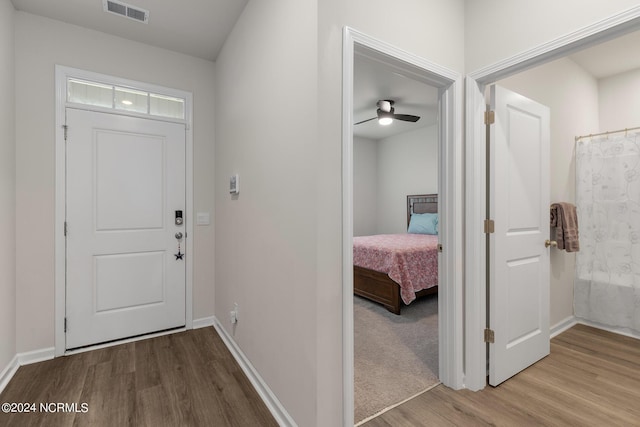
[3, 324, 639, 426]
[0, 327, 277, 427]
[363, 324, 640, 426]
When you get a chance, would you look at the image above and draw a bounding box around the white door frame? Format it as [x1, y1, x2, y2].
[342, 27, 464, 424]
[464, 6, 640, 391]
[54, 65, 194, 357]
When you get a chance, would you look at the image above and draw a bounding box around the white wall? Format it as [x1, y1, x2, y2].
[0, 1, 16, 375]
[377, 125, 438, 234]
[354, 126, 438, 236]
[214, 1, 318, 425]
[599, 68, 640, 130]
[14, 12, 216, 353]
[317, 1, 465, 424]
[498, 57, 600, 327]
[465, 0, 640, 72]
[353, 136, 378, 236]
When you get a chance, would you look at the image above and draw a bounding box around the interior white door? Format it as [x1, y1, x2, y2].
[489, 85, 550, 386]
[65, 108, 186, 349]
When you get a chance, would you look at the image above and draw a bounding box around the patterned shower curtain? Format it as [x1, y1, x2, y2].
[574, 131, 640, 334]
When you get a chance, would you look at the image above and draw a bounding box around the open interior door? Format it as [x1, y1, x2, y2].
[488, 85, 550, 386]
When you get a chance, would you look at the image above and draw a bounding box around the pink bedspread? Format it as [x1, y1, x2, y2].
[353, 234, 438, 305]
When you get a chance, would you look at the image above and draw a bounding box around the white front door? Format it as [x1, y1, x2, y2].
[65, 108, 186, 349]
[488, 85, 550, 386]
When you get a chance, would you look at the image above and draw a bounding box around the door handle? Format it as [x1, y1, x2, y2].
[175, 232, 183, 240]
[545, 239, 557, 248]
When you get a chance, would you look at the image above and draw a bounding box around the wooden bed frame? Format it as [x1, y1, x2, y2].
[353, 194, 439, 315]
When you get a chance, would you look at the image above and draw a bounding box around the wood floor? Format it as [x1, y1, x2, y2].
[364, 324, 640, 426]
[3, 324, 639, 427]
[0, 327, 277, 427]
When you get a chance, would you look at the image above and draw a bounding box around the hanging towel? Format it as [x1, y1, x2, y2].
[550, 202, 579, 252]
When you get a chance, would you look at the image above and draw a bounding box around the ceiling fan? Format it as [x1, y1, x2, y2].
[355, 99, 421, 126]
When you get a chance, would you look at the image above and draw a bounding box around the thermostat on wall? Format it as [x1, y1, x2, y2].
[230, 174, 239, 194]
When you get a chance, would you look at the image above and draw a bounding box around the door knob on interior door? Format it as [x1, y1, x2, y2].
[175, 232, 183, 240]
[545, 239, 557, 248]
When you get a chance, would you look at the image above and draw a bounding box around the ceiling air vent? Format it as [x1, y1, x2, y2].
[103, 0, 149, 23]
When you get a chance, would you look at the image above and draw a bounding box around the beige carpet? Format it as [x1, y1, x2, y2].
[354, 294, 439, 424]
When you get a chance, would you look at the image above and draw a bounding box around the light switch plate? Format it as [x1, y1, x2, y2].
[196, 212, 210, 226]
[230, 174, 239, 194]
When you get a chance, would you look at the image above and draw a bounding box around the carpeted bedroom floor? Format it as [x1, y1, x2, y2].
[354, 294, 439, 424]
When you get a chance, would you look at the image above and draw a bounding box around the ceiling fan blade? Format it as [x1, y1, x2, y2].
[392, 114, 420, 122]
[354, 117, 377, 125]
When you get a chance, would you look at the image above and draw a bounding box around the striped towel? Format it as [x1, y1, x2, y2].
[550, 202, 579, 252]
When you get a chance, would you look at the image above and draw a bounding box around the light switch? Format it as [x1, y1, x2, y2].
[196, 212, 210, 226]
[230, 174, 239, 194]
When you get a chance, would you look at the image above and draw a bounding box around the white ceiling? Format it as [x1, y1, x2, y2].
[353, 55, 439, 140]
[568, 29, 640, 79]
[10, 0, 249, 61]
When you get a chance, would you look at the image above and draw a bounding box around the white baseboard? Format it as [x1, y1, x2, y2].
[550, 316, 640, 340]
[0, 354, 19, 394]
[575, 318, 640, 340]
[192, 316, 215, 329]
[550, 316, 577, 338]
[0, 347, 55, 395]
[17, 347, 55, 366]
[212, 317, 296, 427]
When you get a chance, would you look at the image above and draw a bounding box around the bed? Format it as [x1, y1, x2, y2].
[353, 194, 439, 314]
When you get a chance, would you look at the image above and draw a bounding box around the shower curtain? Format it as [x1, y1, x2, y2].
[575, 130, 640, 334]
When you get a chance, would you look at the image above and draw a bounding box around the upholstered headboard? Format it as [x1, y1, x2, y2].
[407, 194, 438, 227]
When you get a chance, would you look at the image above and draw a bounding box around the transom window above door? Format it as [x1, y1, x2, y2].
[67, 77, 185, 120]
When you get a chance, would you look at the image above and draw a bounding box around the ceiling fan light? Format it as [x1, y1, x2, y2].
[378, 117, 393, 126]
[377, 100, 393, 112]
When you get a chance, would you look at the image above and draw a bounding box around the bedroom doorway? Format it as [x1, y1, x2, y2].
[342, 28, 463, 425]
[351, 55, 441, 423]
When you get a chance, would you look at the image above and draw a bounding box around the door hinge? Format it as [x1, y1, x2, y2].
[63, 125, 68, 141]
[64, 317, 68, 333]
[484, 110, 495, 125]
[64, 222, 68, 236]
[484, 219, 495, 234]
[484, 328, 495, 343]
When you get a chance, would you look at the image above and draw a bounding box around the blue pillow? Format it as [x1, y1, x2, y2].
[408, 213, 438, 235]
